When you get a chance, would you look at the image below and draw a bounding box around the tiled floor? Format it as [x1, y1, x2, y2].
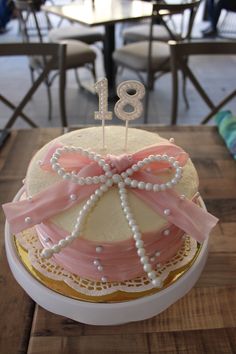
[0, 4, 236, 129]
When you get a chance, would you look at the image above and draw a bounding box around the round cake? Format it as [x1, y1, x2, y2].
[3, 126, 218, 304]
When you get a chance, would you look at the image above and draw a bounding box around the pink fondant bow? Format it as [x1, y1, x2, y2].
[3, 142, 218, 241]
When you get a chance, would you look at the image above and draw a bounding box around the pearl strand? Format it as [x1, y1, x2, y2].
[41, 145, 183, 288]
[41, 178, 113, 259]
[123, 154, 183, 191]
[118, 181, 162, 288]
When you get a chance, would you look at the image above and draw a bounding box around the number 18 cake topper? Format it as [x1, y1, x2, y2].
[94, 79, 145, 150]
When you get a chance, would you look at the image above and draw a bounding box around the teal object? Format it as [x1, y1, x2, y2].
[215, 111, 236, 160]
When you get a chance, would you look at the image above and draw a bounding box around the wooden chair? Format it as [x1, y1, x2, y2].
[15, 0, 97, 121]
[113, 0, 200, 123]
[169, 40, 236, 125]
[0, 42, 66, 129]
[122, 1, 194, 44]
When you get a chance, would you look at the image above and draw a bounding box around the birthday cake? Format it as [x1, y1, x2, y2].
[3, 126, 218, 304]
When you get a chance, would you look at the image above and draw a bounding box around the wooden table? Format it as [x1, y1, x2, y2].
[1, 126, 236, 354]
[42, 0, 152, 94]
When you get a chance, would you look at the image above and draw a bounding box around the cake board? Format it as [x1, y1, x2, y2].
[5, 189, 208, 325]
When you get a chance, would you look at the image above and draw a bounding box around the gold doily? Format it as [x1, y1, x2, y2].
[15, 227, 200, 303]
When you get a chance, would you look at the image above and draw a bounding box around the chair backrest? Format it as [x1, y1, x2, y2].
[150, 0, 201, 42]
[169, 40, 236, 124]
[0, 42, 67, 128]
[147, 1, 200, 77]
[14, 0, 47, 42]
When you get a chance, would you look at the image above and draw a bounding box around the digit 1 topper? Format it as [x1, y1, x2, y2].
[94, 78, 112, 150]
[114, 80, 145, 150]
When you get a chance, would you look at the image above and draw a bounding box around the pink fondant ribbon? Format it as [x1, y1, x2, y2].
[2, 142, 218, 241]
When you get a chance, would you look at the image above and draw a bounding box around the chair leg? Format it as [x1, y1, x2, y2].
[171, 67, 179, 125]
[144, 86, 150, 124]
[182, 70, 189, 109]
[59, 70, 67, 127]
[74, 69, 82, 89]
[44, 79, 52, 121]
[29, 66, 35, 86]
[91, 62, 97, 83]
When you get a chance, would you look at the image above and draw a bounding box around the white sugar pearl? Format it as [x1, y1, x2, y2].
[135, 240, 144, 248]
[27, 196, 33, 202]
[138, 181, 145, 190]
[97, 265, 103, 272]
[103, 164, 110, 171]
[118, 182, 125, 188]
[50, 157, 57, 164]
[180, 194, 186, 200]
[58, 239, 68, 248]
[106, 179, 113, 187]
[150, 257, 156, 262]
[131, 180, 138, 188]
[41, 248, 53, 259]
[143, 157, 150, 164]
[152, 278, 162, 288]
[58, 168, 65, 177]
[145, 183, 152, 191]
[95, 189, 103, 197]
[70, 194, 77, 201]
[149, 155, 156, 162]
[155, 251, 161, 257]
[137, 161, 144, 168]
[93, 259, 100, 266]
[52, 163, 60, 171]
[148, 271, 156, 280]
[63, 173, 71, 180]
[65, 235, 73, 244]
[98, 159, 106, 166]
[133, 232, 141, 241]
[162, 154, 168, 161]
[163, 229, 170, 236]
[100, 184, 108, 192]
[153, 184, 160, 192]
[171, 178, 178, 185]
[99, 175, 106, 183]
[124, 177, 131, 185]
[143, 264, 152, 272]
[123, 206, 131, 214]
[101, 276, 108, 282]
[132, 225, 139, 233]
[164, 209, 171, 216]
[131, 164, 139, 171]
[141, 256, 149, 264]
[85, 177, 93, 185]
[128, 219, 136, 227]
[112, 174, 121, 183]
[166, 182, 172, 189]
[137, 248, 145, 257]
[126, 168, 133, 176]
[25, 216, 32, 224]
[105, 171, 112, 178]
[96, 246, 103, 253]
[52, 244, 60, 253]
[173, 161, 179, 168]
[169, 137, 175, 143]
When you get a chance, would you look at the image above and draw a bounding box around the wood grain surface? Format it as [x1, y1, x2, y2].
[1, 126, 236, 354]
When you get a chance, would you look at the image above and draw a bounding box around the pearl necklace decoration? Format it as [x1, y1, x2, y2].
[41, 146, 183, 288]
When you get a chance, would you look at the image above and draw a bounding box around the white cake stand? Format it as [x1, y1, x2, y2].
[5, 189, 208, 325]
